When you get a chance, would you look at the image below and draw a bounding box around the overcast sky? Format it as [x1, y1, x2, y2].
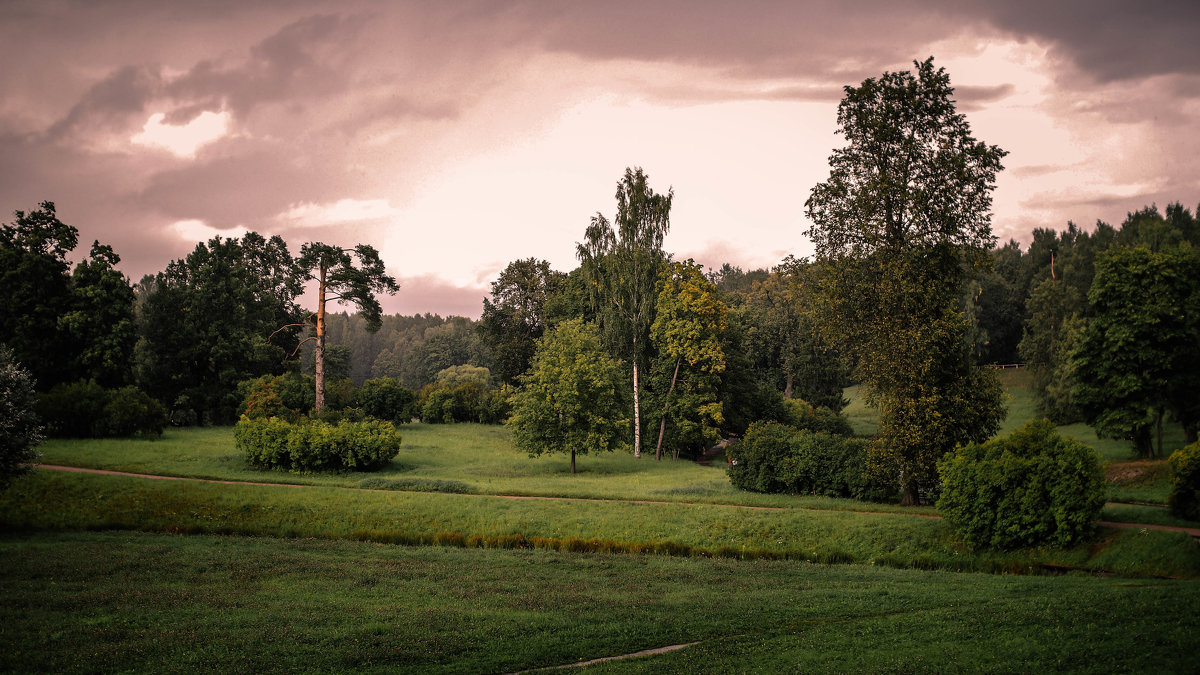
[3, 1, 1198, 317]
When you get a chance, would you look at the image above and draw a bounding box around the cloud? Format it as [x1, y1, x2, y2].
[170, 218, 248, 243]
[131, 110, 231, 158]
[279, 198, 400, 228]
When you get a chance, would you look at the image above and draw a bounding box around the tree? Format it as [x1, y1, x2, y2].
[479, 259, 563, 385]
[804, 57, 1007, 505]
[60, 242, 137, 387]
[577, 167, 673, 458]
[0, 202, 79, 390]
[0, 345, 43, 489]
[290, 243, 398, 412]
[1071, 246, 1200, 456]
[507, 320, 628, 473]
[648, 260, 728, 460]
[136, 232, 304, 423]
[741, 259, 848, 410]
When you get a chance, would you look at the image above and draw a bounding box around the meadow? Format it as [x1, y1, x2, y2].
[4, 374, 1199, 672]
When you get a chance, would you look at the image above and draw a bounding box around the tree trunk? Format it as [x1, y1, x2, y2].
[900, 473, 920, 506]
[784, 371, 794, 400]
[314, 267, 327, 412]
[571, 447, 576, 474]
[1156, 408, 1164, 459]
[632, 348, 642, 459]
[1185, 422, 1198, 445]
[655, 357, 681, 461]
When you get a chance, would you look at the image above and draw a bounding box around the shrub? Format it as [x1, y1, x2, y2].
[420, 388, 457, 424]
[1168, 442, 1200, 521]
[235, 416, 401, 472]
[0, 345, 42, 489]
[99, 386, 167, 437]
[358, 378, 417, 424]
[237, 373, 315, 421]
[937, 419, 1105, 550]
[727, 421, 894, 501]
[781, 398, 854, 436]
[38, 381, 165, 438]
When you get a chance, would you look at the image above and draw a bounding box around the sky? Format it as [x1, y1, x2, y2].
[2, 1, 1198, 318]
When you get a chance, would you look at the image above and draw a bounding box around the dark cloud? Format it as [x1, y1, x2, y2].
[975, 0, 1200, 82]
[954, 84, 1016, 111]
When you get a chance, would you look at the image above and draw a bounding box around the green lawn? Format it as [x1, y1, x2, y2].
[2, 531, 1198, 674]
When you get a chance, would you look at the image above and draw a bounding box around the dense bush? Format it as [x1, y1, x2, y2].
[0, 345, 42, 489]
[235, 416, 401, 472]
[37, 380, 166, 438]
[237, 373, 316, 421]
[937, 419, 1104, 550]
[417, 374, 511, 425]
[727, 421, 894, 501]
[358, 378, 417, 424]
[781, 398, 854, 436]
[1168, 442, 1200, 521]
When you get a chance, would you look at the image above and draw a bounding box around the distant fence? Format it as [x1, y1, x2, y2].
[991, 363, 1026, 369]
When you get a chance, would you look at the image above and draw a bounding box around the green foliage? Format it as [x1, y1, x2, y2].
[507, 320, 628, 472]
[59, 242, 137, 388]
[295, 242, 399, 412]
[0, 345, 42, 488]
[357, 378, 416, 424]
[479, 258, 563, 385]
[420, 388, 457, 424]
[576, 167, 673, 457]
[1168, 442, 1200, 521]
[938, 420, 1105, 550]
[648, 260, 728, 459]
[727, 421, 895, 501]
[237, 372, 316, 421]
[234, 416, 400, 472]
[739, 261, 848, 410]
[135, 232, 304, 425]
[37, 381, 164, 438]
[781, 398, 853, 436]
[804, 59, 1008, 504]
[1071, 246, 1200, 457]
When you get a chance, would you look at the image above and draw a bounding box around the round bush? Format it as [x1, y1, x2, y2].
[937, 419, 1104, 550]
[235, 416, 401, 472]
[1168, 442, 1200, 521]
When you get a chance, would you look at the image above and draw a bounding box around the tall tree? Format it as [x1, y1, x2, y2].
[741, 258, 848, 410]
[479, 258, 563, 385]
[60, 242, 137, 388]
[648, 260, 728, 460]
[292, 243, 398, 412]
[577, 167, 673, 458]
[136, 233, 303, 423]
[804, 57, 1007, 504]
[507, 320, 628, 473]
[0, 202, 78, 390]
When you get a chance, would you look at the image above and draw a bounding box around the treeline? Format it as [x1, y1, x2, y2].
[3, 196, 1197, 458]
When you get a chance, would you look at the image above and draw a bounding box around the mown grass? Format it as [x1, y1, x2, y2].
[3, 470, 1198, 578]
[1, 530, 1197, 673]
[34, 425, 933, 514]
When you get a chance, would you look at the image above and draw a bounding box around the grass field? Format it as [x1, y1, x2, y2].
[2, 531, 1198, 673]
[5, 374, 1199, 671]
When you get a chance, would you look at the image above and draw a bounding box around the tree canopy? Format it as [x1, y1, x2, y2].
[805, 58, 1007, 504]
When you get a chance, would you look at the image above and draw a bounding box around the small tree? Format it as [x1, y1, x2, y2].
[283, 243, 398, 412]
[648, 260, 728, 460]
[507, 320, 628, 473]
[0, 345, 42, 489]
